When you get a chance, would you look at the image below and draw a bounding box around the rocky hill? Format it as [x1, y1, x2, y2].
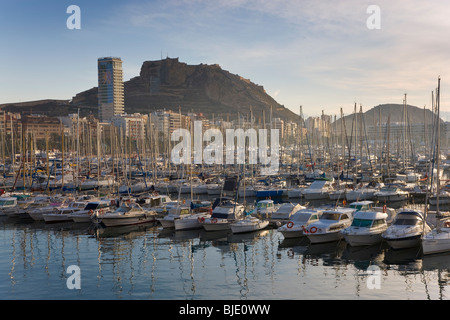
[71, 57, 299, 122]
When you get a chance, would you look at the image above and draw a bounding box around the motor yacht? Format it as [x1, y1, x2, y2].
[304, 207, 356, 243]
[340, 210, 389, 246]
[382, 209, 431, 249]
[269, 202, 305, 226]
[374, 184, 409, 202]
[230, 215, 269, 234]
[202, 199, 244, 232]
[95, 203, 157, 227]
[157, 205, 191, 228]
[302, 180, 333, 201]
[278, 208, 322, 239]
[68, 200, 114, 223]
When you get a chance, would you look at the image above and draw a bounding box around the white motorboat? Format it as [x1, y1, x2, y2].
[157, 205, 191, 228]
[28, 200, 68, 221]
[4, 196, 34, 218]
[345, 182, 381, 201]
[422, 217, 450, 255]
[95, 203, 157, 227]
[174, 211, 211, 231]
[302, 180, 333, 201]
[255, 199, 278, 219]
[202, 199, 244, 232]
[68, 200, 114, 223]
[269, 202, 305, 226]
[0, 197, 18, 217]
[304, 207, 356, 243]
[278, 208, 322, 239]
[138, 194, 172, 209]
[230, 215, 269, 234]
[340, 210, 388, 246]
[374, 184, 409, 202]
[43, 205, 82, 223]
[382, 209, 431, 249]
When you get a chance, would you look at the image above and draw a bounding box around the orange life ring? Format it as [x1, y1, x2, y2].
[89, 209, 94, 216]
[287, 221, 294, 229]
[310, 226, 318, 234]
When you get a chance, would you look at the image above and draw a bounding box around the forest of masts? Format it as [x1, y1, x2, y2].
[0, 92, 446, 192]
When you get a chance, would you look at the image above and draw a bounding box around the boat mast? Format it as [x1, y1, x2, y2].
[436, 77, 442, 230]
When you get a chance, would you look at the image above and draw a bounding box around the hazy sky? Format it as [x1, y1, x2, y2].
[1, 0, 449, 118]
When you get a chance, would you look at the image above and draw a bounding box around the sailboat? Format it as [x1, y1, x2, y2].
[422, 77, 450, 255]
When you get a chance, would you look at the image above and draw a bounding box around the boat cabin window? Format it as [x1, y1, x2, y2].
[351, 218, 385, 228]
[372, 219, 386, 227]
[350, 204, 372, 211]
[341, 214, 350, 221]
[0, 199, 15, 205]
[322, 213, 341, 221]
[393, 217, 421, 226]
[258, 202, 273, 208]
[351, 219, 373, 228]
[84, 203, 102, 210]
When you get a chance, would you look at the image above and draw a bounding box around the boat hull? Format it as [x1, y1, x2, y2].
[422, 229, 450, 255]
[174, 214, 209, 231]
[101, 215, 155, 227]
[307, 231, 343, 244]
[230, 220, 269, 234]
[70, 214, 93, 223]
[375, 194, 408, 202]
[158, 218, 176, 228]
[279, 228, 304, 238]
[202, 219, 231, 231]
[43, 214, 73, 223]
[303, 192, 329, 201]
[384, 235, 422, 250]
[343, 233, 384, 246]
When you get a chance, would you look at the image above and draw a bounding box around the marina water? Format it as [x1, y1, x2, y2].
[1, 197, 450, 301]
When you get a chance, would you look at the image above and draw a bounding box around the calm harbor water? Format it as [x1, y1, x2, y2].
[1, 200, 450, 301]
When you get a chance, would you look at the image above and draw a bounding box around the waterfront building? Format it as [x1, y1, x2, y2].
[98, 57, 124, 121]
[22, 115, 61, 140]
[111, 113, 146, 140]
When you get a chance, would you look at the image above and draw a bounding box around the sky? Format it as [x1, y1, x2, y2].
[1, 0, 450, 119]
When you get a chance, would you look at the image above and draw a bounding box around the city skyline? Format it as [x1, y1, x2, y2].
[1, 0, 450, 118]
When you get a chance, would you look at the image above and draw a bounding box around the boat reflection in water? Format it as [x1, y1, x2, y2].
[2, 203, 450, 300]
